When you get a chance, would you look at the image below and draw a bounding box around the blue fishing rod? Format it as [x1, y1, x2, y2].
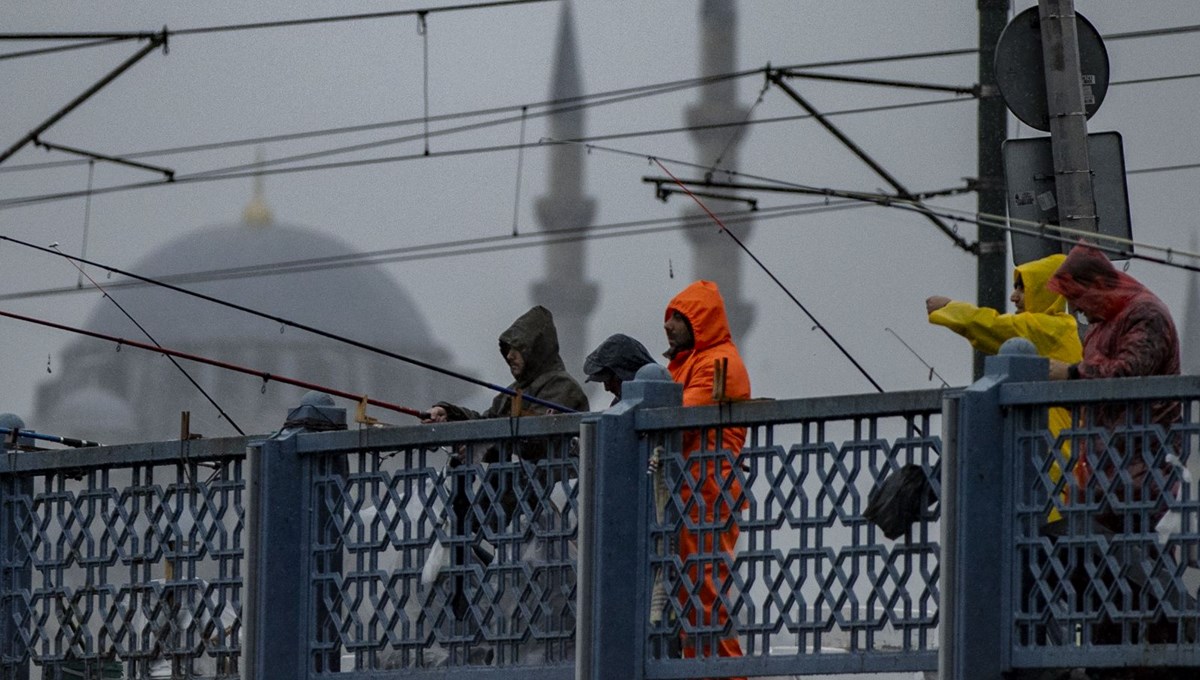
[1, 426, 99, 448]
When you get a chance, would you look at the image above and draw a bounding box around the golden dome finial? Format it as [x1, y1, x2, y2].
[242, 148, 272, 227]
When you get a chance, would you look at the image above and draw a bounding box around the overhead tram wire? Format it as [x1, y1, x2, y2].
[0, 37, 129, 62]
[5, 54, 1196, 177]
[0, 0, 556, 43]
[0, 308, 429, 420]
[0, 96, 973, 210]
[0, 233, 578, 414]
[552, 140, 1200, 277]
[0, 199, 871, 302]
[0, 70, 757, 175]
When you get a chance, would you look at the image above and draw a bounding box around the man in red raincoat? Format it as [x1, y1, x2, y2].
[1047, 243, 1181, 529]
[1046, 243, 1184, 647]
[663, 280, 750, 673]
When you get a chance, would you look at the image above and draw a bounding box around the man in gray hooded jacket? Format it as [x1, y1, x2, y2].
[583, 333, 657, 405]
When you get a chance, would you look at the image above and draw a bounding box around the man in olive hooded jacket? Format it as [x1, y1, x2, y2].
[426, 305, 589, 429]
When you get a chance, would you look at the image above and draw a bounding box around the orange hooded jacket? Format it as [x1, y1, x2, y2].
[665, 280, 752, 452]
[664, 280, 750, 667]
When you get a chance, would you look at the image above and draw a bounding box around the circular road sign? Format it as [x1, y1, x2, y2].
[994, 6, 1109, 132]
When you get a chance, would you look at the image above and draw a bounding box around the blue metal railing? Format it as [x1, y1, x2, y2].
[944, 344, 1200, 679]
[5, 357, 1198, 679]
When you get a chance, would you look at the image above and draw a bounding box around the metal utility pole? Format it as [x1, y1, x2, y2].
[1038, 0, 1098, 237]
[975, 0, 1011, 379]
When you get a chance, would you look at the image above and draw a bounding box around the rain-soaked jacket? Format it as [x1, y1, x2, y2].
[928, 253, 1081, 363]
[929, 253, 1083, 523]
[435, 305, 589, 424]
[665, 280, 752, 452]
[583, 333, 657, 406]
[1048, 244, 1182, 528]
[664, 280, 750, 666]
[583, 333, 656, 382]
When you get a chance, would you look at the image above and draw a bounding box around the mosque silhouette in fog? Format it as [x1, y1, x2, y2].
[29, 1, 763, 444]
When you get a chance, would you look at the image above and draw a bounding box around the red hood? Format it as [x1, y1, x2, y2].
[1047, 244, 1143, 321]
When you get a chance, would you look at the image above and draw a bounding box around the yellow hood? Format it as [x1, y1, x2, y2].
[1015, 253, 1068, 315]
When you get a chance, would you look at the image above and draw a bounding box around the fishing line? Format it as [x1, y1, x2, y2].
[884, 327, 950, 388]
[49, 243, 246, 435]
[0, 233, 577, 413]
[78, 160, 94, 289]
[0, 308, 428, 419]
[652, 157, 885, 393]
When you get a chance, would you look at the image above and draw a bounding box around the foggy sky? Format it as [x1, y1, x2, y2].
[2, 0, 1199, 437]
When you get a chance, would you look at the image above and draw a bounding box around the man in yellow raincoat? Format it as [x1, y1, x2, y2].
[926, 252, 1083, 525]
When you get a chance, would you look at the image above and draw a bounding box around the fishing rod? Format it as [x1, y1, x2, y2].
[0, 308, 430, 420]
[1, 426, 99, 448]
[651, 158, 885, 394]
[0, 233, 577, 414]
[49, 243, 245, 436]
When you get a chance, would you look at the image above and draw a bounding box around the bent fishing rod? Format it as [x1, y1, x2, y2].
[50, 243, 245, 435]
[0, 308, 429, 420]
[0, 233, 577, 414]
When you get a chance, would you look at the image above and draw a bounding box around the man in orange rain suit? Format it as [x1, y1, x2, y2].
[663, 280, 750, 674]
[926, 252, 1082, 527]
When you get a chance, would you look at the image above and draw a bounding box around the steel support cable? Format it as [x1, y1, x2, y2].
[0, 200, 869, 302]
[0, 34, 166, 167]
[652, 157, 885, 393]
[0, 71, 756, 175]
[0, 233, 578, 414]
[181, 73, 758, 180]
[0, 308, 428, 419]
[0, 37, 128, 62]
[767, 71, 975, 253]
[0, 0, 556, 42]
[6, 58, 1195, 178]
[0, 97, 972, 210]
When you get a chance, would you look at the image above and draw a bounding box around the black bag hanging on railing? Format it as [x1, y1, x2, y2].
[864, 464, 935, 540]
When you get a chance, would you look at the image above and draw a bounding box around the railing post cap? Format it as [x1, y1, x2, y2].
[634, 363, 673, 383]
[276, 391, 347, 437]
[998, 338, 1037, 356]
[620, 363, 682, 407]
[980, 337, 1047, 384]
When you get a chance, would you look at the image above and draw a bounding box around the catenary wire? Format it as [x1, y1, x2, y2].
[0, 97, 973, 210]
[0, 200, 868, 302]
[0, 0, 556, 42]
[0, 72, 756, 175]
[0, 37, 127, 62]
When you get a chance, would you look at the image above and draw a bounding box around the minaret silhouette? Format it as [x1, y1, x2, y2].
[684, 0, 755, 341]
[531, 0, 597, 376]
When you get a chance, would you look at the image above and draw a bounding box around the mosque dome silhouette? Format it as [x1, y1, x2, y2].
[33, 205, 464, 444]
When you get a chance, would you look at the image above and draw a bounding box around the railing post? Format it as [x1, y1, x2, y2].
[941, 338, 1045, 680]
[578, 365, 682, 680]
[245, 393, 347, 679]
[0, 467, 31, 680]
[245, 432, 310, 680]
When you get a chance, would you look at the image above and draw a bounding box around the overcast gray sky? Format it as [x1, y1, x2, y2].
[2, 1, 1199, 434]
